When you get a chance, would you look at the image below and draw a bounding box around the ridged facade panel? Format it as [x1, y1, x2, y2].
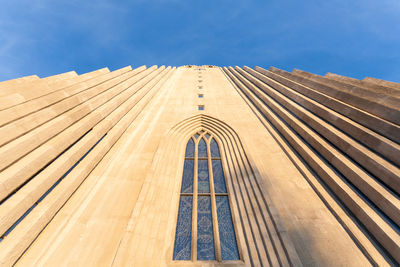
[0, 65, 398, 266]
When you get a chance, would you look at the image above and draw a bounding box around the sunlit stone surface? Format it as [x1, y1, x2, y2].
[0, 65, 398, 266]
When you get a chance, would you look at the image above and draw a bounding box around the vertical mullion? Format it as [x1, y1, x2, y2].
[208, 139, 222, 261]
[192, 139, 198, 261]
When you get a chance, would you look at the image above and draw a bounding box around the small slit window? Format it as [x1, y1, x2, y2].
[198, 105, 204, 111]
[198, 94, 204, 98]
[173, 133, 240, 262]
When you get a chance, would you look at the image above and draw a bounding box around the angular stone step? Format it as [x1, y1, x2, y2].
[0, 71, 80, 106]
[324, 72, 400, 95]
[363, 77, 400, 91]
[224, 67, 400, 263]
[0, 66, 132, 127]
[0, 67, 175, 266]
[0, 67, 166, 202]
[268, 67, 400, 125]
[240, 66, 400, 194]
[0, 69, 110, 111]
[0, 66, 147, 147]
[0, 66, 159, 172]
[254, 66, 400, 144]
[0, 75, 39, 87]
[233, 67, 400, 226]
[247, 67, 400, 167]
[0, 72, 76, 94]
[0, 67, 173, 241]
[223, 68, 395, 266]
[293, 69, 400, 107]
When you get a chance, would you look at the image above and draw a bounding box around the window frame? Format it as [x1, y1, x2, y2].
[172, 131, 243, 264]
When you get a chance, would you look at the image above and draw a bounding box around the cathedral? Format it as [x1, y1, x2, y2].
[0, 64, 398, 266]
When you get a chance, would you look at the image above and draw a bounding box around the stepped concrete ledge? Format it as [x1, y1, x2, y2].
[0, 65, 398, 266]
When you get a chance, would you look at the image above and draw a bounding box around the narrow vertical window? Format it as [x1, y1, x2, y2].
[173, 138, 195, 260]
[197, 196, 215, 260]
[198, 138, 207, 158]
[212, 160, 226, 194]
[198, 159, 210, 193]
[216, 196, 239, 260]
[173, 196, 193, 260]
[173, 132, 240, 262]
[210, 139, 220, 157]
[185, 138, 195, 157]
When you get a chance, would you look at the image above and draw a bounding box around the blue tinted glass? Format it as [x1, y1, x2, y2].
[198, 138, 208, 158]
[198, 160, 210, 193]
[195, 134, 200, 139]
[185, 139, 195, 157]
[205, 133, 210, 139]
[210, 139, 220, 157]
[181, 160, 194, 194]
[216, 196, 239, 260]
[212, 160, 227, 193]
[173, 196, 193, 260]
[197, 196, 215, 260]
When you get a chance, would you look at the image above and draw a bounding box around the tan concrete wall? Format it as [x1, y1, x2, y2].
[0, 65, 397, 266]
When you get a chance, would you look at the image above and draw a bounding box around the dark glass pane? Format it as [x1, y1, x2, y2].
[195, 134, 200, 139]
[197, 196, 215, 260]
[205, 133, 210, 139]
[181, 160, 194, 194]
[216, 196, 240, 260]
[212, 160, 227, 193]
[210, 139, 220, 157]
[173, 196, 193, 260]
[185, 139, 195, 157]
[198, 159, 210, 193]
[198, 138, 208, 158]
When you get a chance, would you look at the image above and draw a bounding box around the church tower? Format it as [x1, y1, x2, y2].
[0, 65, 399, 266]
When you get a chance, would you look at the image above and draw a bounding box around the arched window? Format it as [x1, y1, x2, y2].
[173, 131, 240, 261]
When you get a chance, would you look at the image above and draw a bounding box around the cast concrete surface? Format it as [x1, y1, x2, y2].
[0, 65, 398, 266]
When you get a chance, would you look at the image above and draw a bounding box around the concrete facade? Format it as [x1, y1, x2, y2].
[0, 65, 399, 266]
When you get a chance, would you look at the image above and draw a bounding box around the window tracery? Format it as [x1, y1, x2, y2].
[173, 131, 240, 262]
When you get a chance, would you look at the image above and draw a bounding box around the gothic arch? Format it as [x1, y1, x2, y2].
[163, 114, 302, 266]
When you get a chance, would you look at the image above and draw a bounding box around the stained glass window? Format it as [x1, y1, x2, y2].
[198, 160, 210, 193]
[185, 138, 195, 157]
[210, 139, 220, 157]
[173, 196, 193, 260]
[198, 138, 207, 158]
[197, 196, 215, 260]
[216, 196, 239, 260]
[212, 160, 227, 193]
[173, 134, 240, 262]
[181, 160, 194, 194]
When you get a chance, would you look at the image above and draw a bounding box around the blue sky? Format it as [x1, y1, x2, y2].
[0, 0, 399, 82]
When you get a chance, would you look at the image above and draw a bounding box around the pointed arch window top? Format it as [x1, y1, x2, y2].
[181, 160, 194, 194]
[212, 160, 227, 193]
[210, 139, 220, 158]
[198, 138, 208, 158]
[185, 138, 195, 157]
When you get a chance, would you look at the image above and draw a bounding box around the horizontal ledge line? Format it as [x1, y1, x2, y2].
[184, 157, 221, 160]
[179, 193, 228, 196]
